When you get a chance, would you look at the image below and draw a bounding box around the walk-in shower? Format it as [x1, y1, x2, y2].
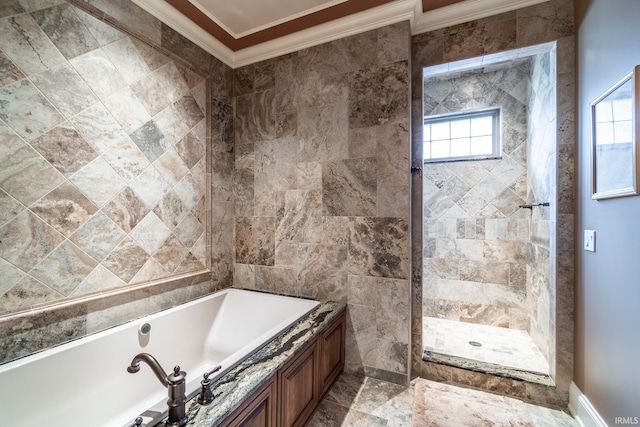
[421, 42, 557, 384]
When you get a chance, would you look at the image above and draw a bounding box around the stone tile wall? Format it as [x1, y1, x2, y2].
[422, 60, 532, 330]
[411, 0, 575, 407]
[232, 23, 412, 384]
[526, 49, 557, 366]
[0, 0, 233, 364]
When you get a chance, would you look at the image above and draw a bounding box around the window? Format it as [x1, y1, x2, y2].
[423, 108, 500, 162]
[594, 94, 633, 145]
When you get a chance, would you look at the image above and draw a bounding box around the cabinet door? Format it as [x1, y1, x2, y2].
[278, 341, 319, 427]
[219, 376, 277, 427]
[319, 312, 346, 396]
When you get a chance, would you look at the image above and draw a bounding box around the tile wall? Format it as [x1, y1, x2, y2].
[0, 0, 234, 364]
[231, 23, 412, 384]
[422, 59, 533, 330]
[411, 0, 575, 407]
[526, 49, 557, 366]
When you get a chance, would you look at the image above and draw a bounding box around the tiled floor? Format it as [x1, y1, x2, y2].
[307, 373, 578, 426]
[307, 373, 414, 426]
[423, 316, 549, 375]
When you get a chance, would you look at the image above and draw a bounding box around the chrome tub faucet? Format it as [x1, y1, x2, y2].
[127, 353, 188, 427]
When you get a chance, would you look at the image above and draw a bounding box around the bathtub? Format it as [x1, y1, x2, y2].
[0, 288, 319, 427]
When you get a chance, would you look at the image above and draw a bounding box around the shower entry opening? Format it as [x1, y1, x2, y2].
[421, 42, 557, 386]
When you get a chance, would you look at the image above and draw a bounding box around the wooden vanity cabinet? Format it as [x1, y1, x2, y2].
[278, 341, 320, 427]
[278, 312, 346, 427]
[218, 376, 277, 427]
[219, 310, 345, 427]
[318, 313, 346, 397]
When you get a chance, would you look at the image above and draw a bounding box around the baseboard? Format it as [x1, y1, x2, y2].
[569, 382, 609, 427]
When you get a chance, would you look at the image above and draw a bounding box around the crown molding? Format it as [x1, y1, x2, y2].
[188, 0, 349, 39]
[233, 0, 416, 67]
[133, 0, 550, 69]
[132, 0, 235, 67]
[413, 0, 549, 34]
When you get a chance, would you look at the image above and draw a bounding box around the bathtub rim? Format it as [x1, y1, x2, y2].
[0, 271, 213, 366]
[0, 287, 320, 374]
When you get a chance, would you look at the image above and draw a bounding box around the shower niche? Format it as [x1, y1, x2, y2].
[420, 43, 557, 385]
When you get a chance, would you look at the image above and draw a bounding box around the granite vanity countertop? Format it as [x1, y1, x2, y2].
[174, 300, 346, 427]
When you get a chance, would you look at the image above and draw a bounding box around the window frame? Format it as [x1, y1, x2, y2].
[423, 107, 502, 163]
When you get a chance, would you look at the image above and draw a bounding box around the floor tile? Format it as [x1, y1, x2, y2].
[313, 373, 578, 427]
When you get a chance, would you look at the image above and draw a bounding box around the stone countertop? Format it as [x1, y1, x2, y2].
[174, 301, 345, 427]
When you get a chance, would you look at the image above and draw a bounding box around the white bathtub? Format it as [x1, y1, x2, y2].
[0, 288, 319, 427]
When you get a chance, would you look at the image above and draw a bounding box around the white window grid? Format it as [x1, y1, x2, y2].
[423, 108, 501, 163]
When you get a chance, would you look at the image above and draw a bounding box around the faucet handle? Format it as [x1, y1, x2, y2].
[203, 365, 222, 381]
[131, 416, 144, 427]
[167, 365, 186, 384]
[197, 365, 221, 406]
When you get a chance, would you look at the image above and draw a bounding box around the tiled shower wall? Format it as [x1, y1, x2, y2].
[422, 60, 533, 330]
[232, 22, 412, 384]
[526, 49, 557, 367]
[411, 0, 575, 407]
[0, 0, 234, 364]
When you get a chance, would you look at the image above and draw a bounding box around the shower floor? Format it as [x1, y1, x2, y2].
[422, 317, 551, 383]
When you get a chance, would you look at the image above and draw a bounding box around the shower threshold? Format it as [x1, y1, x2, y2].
[422, 317, 554, 386]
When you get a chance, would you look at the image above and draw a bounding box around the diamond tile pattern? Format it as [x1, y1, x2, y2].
[0, 2, 207, 316]
[423, 61, 530, 327]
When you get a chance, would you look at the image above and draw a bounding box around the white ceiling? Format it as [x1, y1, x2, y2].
[189, 0, 349, 38]
[132, 0, 551, 68]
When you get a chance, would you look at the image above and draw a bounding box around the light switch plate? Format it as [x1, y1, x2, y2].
[584, 230, 596, 252]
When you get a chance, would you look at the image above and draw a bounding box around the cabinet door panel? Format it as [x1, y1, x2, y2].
[319, 313, 345, 396]
[220, 376, 277, 427]
[279, 342, 319, 427]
